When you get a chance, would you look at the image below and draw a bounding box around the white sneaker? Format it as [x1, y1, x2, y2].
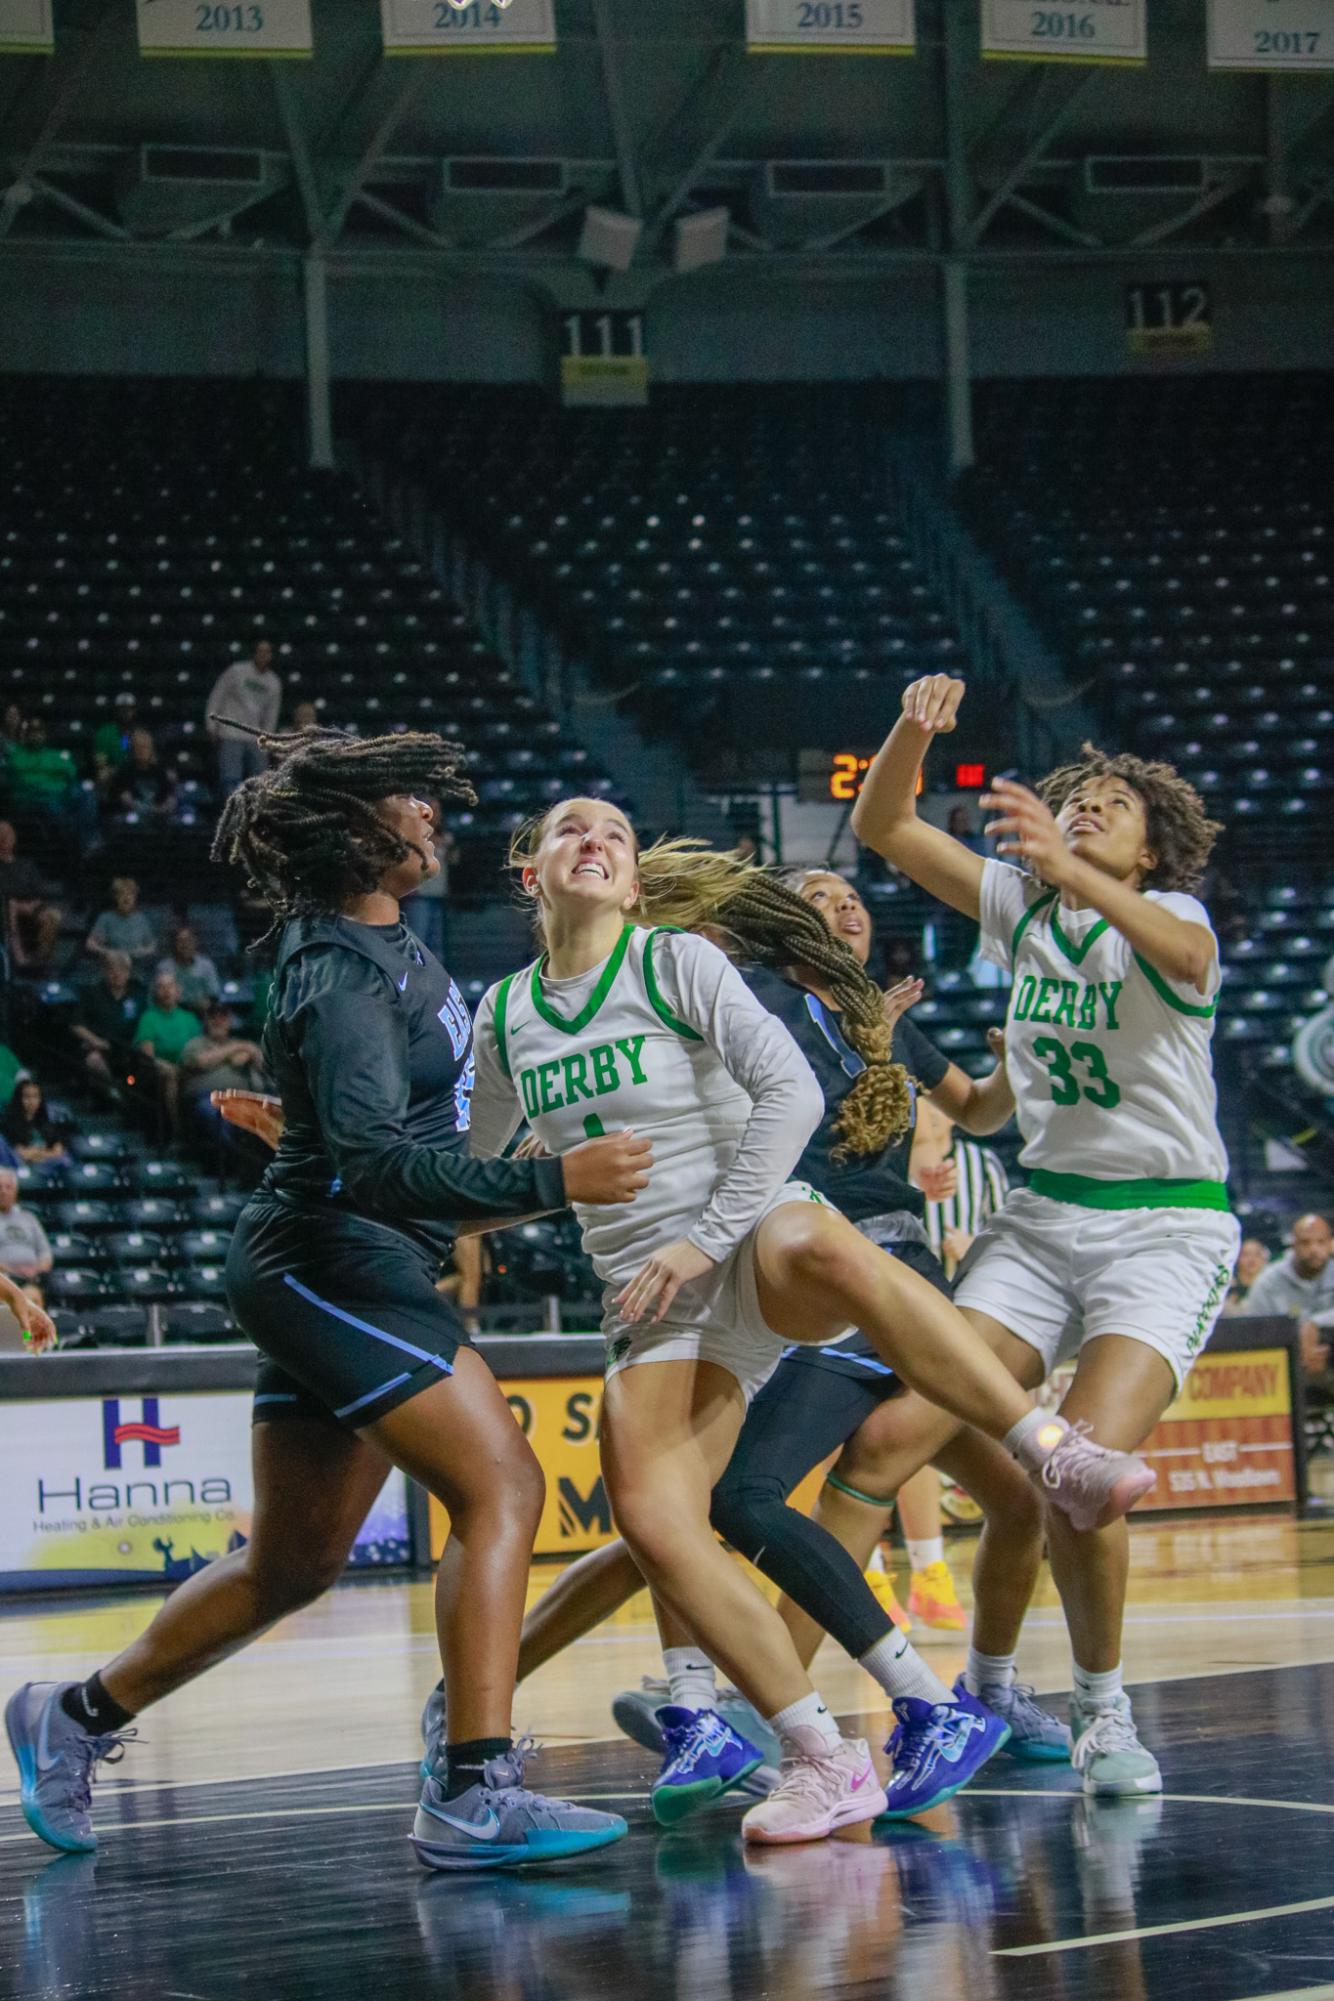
[741, 1725, 886, 1846]
[1034, 1421, 1156, 1533]
[1071, 1693, 1163, 1797]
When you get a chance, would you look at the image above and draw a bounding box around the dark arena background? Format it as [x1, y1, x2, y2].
[2, 4, 1334, 1999]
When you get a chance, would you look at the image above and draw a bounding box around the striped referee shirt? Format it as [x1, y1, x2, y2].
[924, 1139, 1009, 1264]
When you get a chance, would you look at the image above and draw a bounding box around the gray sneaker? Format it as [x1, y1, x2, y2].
[419, 1682, 446, 1779]
[1034, 1421, 1156, 1533]
[412, 1738, 628, 1872]
[954, 1676, 1072, 1764]
[5, 1681, 136, 1854]
[1071, 1693, 1163, 1797]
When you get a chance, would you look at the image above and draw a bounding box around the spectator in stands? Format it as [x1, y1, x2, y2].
[1222, 1236, 1272, 1316]
[86, 877, 157, 973]
[207, 640, 282, 794]
[291, 700, 319, 732]
[947, 804, 987, 856]
[2, 1080, 67, 1168]
[0, 1044, 25, 1110]
[1237, 1212, 1334, 1383]
[72, 950, 144, 1095]
[135, 970, 203, 1137]
[155, 924, 221, 1015]
[1, 718, 90, 854]
[0, 703, 24, 757]
[0, 1167, 52, 1281]
[110, 728, 178, 821]
[0, 820, 63, 975]
[177, 1001, 267, 1146]
[93, 692, 139, 791]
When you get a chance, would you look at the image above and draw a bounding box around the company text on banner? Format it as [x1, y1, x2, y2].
[0, 0, 52, 53]
[982, 0, 1148, 63]
[746, 0, 916, 55]
[1208, 0, 1334, 71]
[380, 0, 556, 54]
[136, 0, 314, 59]
[0, 1392, 408, 1591]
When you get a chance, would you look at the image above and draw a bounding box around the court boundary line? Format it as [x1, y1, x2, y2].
[993, 1890, 1334, 1957]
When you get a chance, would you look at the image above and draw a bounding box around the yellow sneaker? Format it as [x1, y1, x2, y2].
[908, 1560, 966, 1632]
[863, 1563, 911, 1632]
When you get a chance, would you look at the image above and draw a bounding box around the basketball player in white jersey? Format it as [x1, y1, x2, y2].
[852, 677, 1239, 1795]
[465, 796, 1156, 1842]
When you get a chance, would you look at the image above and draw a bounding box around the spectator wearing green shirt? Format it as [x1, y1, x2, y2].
[135, 970, 202, 1139]
[4, 719, 77, 815]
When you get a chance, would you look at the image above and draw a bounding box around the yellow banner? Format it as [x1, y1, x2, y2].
[1169, 1348, 1291, 1422]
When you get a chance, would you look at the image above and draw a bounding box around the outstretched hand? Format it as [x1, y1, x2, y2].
[901, 675, 965, 734]
[882, 976, 925, 1040]
[981, 778, 1073, 887]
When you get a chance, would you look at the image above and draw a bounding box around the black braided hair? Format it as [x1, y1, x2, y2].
[210, 719, 475, 945]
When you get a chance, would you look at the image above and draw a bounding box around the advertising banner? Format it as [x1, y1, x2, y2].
[1208, 0, 1334, 72]
[136, 1, 314, 59]
[982, 0, 1148, 63]
[380, 0, 556, 55]
[0, 0, 53, 53]
[1140, 1346, 1296, 1508]
[746, 0, 916, 55]
[0, 1393, 409, 1591]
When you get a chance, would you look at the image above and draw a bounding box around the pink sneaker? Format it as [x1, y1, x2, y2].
[1034, 1420, 1156, 1532]
[741, 1726, 887, 1846]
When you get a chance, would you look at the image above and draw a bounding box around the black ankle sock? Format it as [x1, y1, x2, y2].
[442, 1737, 512, 1800]
[60, 1672, 135, 1734]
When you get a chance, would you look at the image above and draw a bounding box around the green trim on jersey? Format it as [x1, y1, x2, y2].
[1029, 1170, 1229, 1212]
[643, 928, 704, 1042]
[1009, 888, 1058, 965]
[1133, 952, 1219, 1019]
[492, 971, 520, 1079]
[1050, 909, 1110, 968]
[530, 925, 634, 1036]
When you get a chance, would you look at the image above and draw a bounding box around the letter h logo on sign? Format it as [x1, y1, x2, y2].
[102, 1397, 181, 1470]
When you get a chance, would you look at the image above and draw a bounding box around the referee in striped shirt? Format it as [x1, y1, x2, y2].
[912, 1092, 1010, 1279]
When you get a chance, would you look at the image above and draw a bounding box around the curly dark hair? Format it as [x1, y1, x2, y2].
[1037, 744, 1222, 893]
[211, 720, 475, 943]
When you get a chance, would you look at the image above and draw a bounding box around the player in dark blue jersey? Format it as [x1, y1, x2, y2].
[5, 724, 644, 1871]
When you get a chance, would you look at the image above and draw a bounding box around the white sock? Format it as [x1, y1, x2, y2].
[965, 1648, 1017, 1698]
[662, 1646, 718, 1714]
[858, 1629, 951, 1707]
[1004, 1406, 1068, 1471]
[767, 1690, 842, 1754]
[1072, 1661, 1124, 1710]
[906, 1537, 945, 1574]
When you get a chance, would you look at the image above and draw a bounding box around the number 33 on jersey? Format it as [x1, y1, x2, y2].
[978, 860, 1229, 1204]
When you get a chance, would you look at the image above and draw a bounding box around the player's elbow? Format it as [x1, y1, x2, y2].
[791, 1069, 826, 1146]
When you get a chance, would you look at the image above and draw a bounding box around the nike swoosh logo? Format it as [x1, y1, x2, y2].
[424, 1802, 502, 1840]
[397, 972, 409, 992]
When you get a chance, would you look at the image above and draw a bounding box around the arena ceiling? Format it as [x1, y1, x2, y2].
[2, 0, 1333, 278]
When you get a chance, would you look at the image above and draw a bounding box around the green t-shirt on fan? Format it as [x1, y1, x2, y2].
[135, 1006, 203, 1064]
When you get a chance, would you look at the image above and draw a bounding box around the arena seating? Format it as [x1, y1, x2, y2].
[0, 376, 613, 901]
[348, 383, 965, 771]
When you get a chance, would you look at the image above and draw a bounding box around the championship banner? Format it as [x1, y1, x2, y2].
[380, 0, 556, 55]
[982, 0, 1147, 63]
[136, 0, 314, 59]
[0, 1394, 409, 1591]
[746, 0, 916, 56]
[1207, 0, 1334, 72]
[0, 0, 53, 54]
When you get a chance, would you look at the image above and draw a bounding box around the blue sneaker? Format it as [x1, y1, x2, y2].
[419, 1681, 445, 1780]
[412, 1738, 627, 1872]
[877, 1688, 1010, 1820]
[952, 1675, 1071, 1764]
[612, 1680, 780, 1797]
[5, 1681, 136, 1855]
[651, 1707, 765, 1827]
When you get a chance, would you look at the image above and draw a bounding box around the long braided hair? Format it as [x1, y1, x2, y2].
[212, 720, 475, 944]
[510, 807, 911, 1157]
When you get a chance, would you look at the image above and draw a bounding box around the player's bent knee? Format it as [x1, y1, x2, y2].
[708, 1481, 782, 1557]
[247, 1544, 348, 1615]
[767, 1208, 864, 1300]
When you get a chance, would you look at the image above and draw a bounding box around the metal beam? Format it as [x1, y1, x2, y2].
[25, 173, 129, 242]
[0, 1, 111, 245]
[1005, 191, 1102, 249]
[322, 66, 429, 247]
[354, 188, 455, 251]
[303, 252, 335, 472]
[272, 66, 325, 246]
[965, 70, 1099, 248]
[649, 54, 754, 241]
[1125, 172, 1248, 249]
[592, 0, 643, 219]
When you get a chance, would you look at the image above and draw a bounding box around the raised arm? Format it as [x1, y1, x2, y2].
[850, 676, 987, 920]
